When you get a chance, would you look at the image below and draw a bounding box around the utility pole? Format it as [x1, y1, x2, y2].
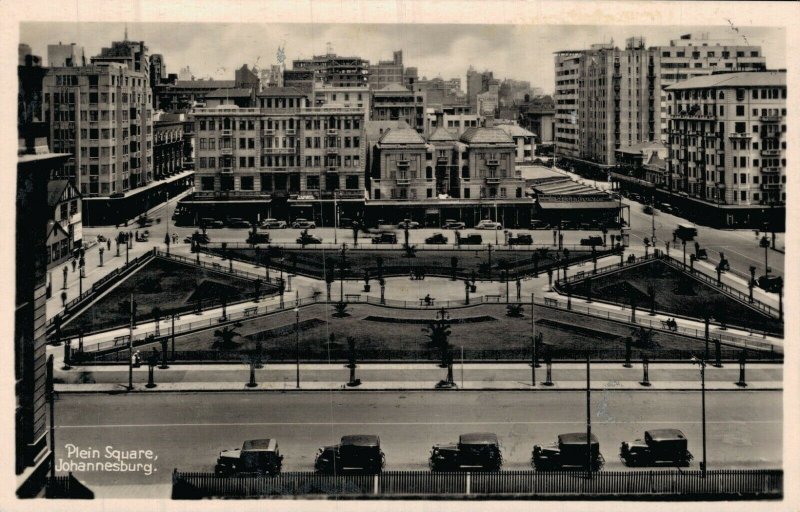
[531, 292, 536, 387]
[651, 194, 656, 246]
[128, 293, 134, 391]
[586, 353, 592, 478]
[692, 356, 707, 478]
[295, 291, 300, 388]
[334, 190, 338, 245]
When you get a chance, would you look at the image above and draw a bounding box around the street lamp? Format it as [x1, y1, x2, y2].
[759, 235, 771, 275]
[294, 294, 300, 389]
[690, 356, 707, 478]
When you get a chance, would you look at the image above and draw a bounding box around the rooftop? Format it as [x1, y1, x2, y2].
[172, 80, 236, 90]
[47, 179, 76, 207]
[257, 86, 308, 97]
[427, 126, 458, 143]
[204, 88, 253, 99]
[667, 71, 785, 90]
[495, 123, 537, 138]
[376, 83, 412, 93]
[616, 141, 667, 155]
[378, 127, 427, 145]
[459, 127, 515, 145]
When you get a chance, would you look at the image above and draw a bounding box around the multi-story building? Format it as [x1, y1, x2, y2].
[149, 53, 166, 91]
[46, 179, 82, 269]
[466, 67, 494, 111]
[43, 61, 153, 196]
[47, 42, 86, 67]
[366, 125, 529, 226]
[186, 86, 366, 222]
[153, 112, 185, 180]
[292, 53, 369, 87]
[16, 125, 70, 496]
[554, 34, 768, 169]
[282, 69, 314, 94]
[477, 90, 499, 116]
[369, 50, 405, 90]
[156, 79, 236, 112]
[495, 123, 537, 163]
[18, 45, 47, 131]
[312, 83, 370, 118]
[424, 109, 482, 137]
[521, 95, 556, 146]
[664, 71, 785, 227]
[370, 83, 426, 133]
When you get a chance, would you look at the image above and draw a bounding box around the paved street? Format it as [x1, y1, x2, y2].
[53, 390, 782, 498]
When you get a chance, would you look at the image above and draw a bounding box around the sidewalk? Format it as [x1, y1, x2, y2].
[53, 362, 782, 393]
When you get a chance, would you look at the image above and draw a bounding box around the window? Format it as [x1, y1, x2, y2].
[736, 105, 744, 116]
[201, 177, 215, 190]
[463, 188, 470, 199]
[240, 176, 254, 190]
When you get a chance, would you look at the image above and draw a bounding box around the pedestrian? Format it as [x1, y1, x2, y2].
[107, 239, 112, 251]
[133, 350, 141, 367]
[71, 259, 77, 272]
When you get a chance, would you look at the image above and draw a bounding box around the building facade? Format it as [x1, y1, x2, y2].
[47, 42, 86, 67]
[369, 50, 404, 90]
[47, 179, 82, 269]
[666, 71, 786, 212]
[292, 53, 369, 87]
[370, 83, 426, 133]
[312, 83, 370, 119]
[554, 34, 767, 168]
[153, 113, 185, 180]
[43, 62, 153, 196]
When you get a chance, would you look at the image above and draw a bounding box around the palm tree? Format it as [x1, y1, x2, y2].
[422, 308, 454, 385]
[450, 256, 459, 281]
[213, 325, 240, 349]
[324, 257, 336, 302]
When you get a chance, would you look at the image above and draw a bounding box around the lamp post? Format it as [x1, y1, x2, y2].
[759, 235, 771, 275]
[295, 295, 300, 389]
[586, 353, 592, 478]
[78, 265, 85, 296]
[691, 356, 707, 478]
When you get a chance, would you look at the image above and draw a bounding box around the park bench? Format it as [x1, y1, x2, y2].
[113, 335, 130, 347]
[243, 307, 259, 318]
[575, 271, 585, 280]
[419, 298, 436, 307]
[410, 270, 426, 280]
[344, 294, 361, 302]
[544, 297, 559, 307]
[660, 319, 679, 332]
[485, 294, 502, 302]
[212, 262, 222, 270]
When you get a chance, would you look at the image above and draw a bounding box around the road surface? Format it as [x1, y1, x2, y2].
[54, 390, 781, 498]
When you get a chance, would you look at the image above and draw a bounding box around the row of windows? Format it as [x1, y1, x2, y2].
[199, 174, 361, 192]
[662, 50, 758, 58]
[197, 117, 364, 131]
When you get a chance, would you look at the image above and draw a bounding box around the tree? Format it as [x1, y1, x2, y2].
[213, 325, 241, 349]
[151, 306, 163, 336]
[333, 302, 349, 317]
[324, 257, 336, 302]
[630, 326, 655, 348]
[450, 256, 459, 281]
[422, 308, 454, 387]
[506, 303, 524, 317]
[352, 221, 360, 247]
[346, 336, 360, 386]
[254, 279, 262, 302]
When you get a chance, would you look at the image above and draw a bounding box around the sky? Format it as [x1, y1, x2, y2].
[20, 22, 785, 94]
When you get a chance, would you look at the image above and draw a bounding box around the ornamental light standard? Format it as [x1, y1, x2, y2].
[690, 355, 708, 478]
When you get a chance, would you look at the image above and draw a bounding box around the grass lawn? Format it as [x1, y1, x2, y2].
[62, 257, 276, 336]
[161, 302, 772, 362]
[204, 246, 615, 281]
[566, 259, 783, 334]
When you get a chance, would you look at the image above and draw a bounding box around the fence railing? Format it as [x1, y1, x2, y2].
[201, 241, 619, 253]
[172, 469, 782, 499]
[45, 473, 95, 499]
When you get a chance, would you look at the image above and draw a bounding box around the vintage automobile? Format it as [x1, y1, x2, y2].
[532, 432, 604, 471]
[246, 232, 271, 244]
[530, 219, 550, 230]
[297, 231, 323, 244]
[580, 235, 604, 247]
[292, 218, 316, 229]
[643, 205, 654, 215]
[430, 433, 503, 472]
[261, 218, 287, 229]
[660, 203, 675, 214]
[185, 232, 211, 245]
[397, 219, 421, 229]
[758, 274, 783, 293]
[201, 218, 225, 229]
[314, 435, 385, 474]
[372, 232, 398, 244]
[227, 218, 251, 229]
[476, 219, 503, 230]
[508, 233, 533, 246]
[425, 233, 449, 245]
[442, 219, 466, 230]
[620, 429, 693, 467]
[214, 438, 283, 476]
[674, 224, 698, 241]
[458, 233, 483, 245]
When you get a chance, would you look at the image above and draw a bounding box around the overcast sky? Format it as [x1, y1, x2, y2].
[20, 23, 785, 93]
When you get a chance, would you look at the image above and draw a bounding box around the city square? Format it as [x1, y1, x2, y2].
[13, 10, 789, 505]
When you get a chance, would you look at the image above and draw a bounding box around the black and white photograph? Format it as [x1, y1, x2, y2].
[5, 1, 797, 510]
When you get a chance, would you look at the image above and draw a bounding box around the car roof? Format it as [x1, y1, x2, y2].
[558, 432, 599, 445]
[242, 439, 278, 451]
[459, 433, 499, 445]
[341, 434, 380, 446]
[645, 429, 686, 441]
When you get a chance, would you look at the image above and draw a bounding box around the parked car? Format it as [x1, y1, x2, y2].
[201, 218, 225, 229]
[458, 233, 483, 245]
[425, 233, 449, 245]
[674, 223, 698, 241]
[372, 232, 398, 244]
[660, 203, 675, 214]
[580, 235, 604, 247]
[261, 218, 287, 229]
[215, 438, 283, 476]
[397, 219, 421, 229]
[314, 435, 385, 474]
[430, 433, 503, 472]
[297, 232, 322, 245]
[532, 433, 604, 471]
[508, 233, 533, 246]
[620, 429, 693, 467]
[338, 217, 355, 229]
[758, 274, 783, 293]
[292, 218, 316, 229]
[442, 219, 466, 230]
[185, 232, 211, 245]
[629, 193, 642, 202]
[643, 205, 654, 215]
[476, 219, 503, 230]
[530, 219, 550, 230]
[227, 218, 251, 229]
[246, 232, 271, 244]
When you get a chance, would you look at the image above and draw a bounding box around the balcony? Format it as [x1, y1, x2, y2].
[759, 115, 781, 123]
[761, 148, 781, 157]
[221, 129, 232, 137]
[326, 166, 338, 173]
[220, 166, 233, 174]
[285, 129, 296, 135]
[760, 182, 781, 190]
[194, 190, 270, 200]
[486, 159, 499, 167]
[396, 177, 411, 185]
[761, 166, 781, 174]
[264, 147, 295, 155]
[327, 129, 338, 135]
[728, 132, 752, 139]
[325, 147, 340, 154]
[485, 176, 501, 184]
[220, 147, 233, 155]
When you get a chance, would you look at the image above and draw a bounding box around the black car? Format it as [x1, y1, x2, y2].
[580, 236, 604, 246]
[508, 233, 533, 246]
[758, 274, 783, 293]
[430, 433, 503, 472]
[372, 232, 398, 244]
[297, 232, 323, 244]
[425, 233, 448, 244]
[458, 233, 483, 245]
[227, 218, 251, 228]
[185, 232, 211, 244]
[246, 232, 271, 244]
[215, 438, 283, 476]
[620, 429, 693, 467]
[315, 435, 385, 474]
[532, 433, 604, 471]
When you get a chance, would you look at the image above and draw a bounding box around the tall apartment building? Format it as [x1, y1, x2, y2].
[466, 67, 494, 111]
[312, 83, 370, 119]
[370, 83, 426, 133]
[554, 34, 767, 168]
[369, 50, 404, 89]
[665, 71, 786, 222]
[189, 87, 366, 220]
[42, 61, 153, 196]
[291, 53, 369, 87]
